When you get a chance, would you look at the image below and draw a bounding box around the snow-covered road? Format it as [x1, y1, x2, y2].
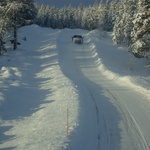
[57, 29, 150, 150]
[0, 25, 150, 150]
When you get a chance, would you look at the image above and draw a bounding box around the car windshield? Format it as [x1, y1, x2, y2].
[73, 35, 82, 38]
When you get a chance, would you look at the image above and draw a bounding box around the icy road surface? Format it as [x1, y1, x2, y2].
[0, 25, 150, 150]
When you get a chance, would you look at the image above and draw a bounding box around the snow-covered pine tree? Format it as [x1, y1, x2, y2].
[6, 0, 36, 26]
[66, 4, 75, 28]
[74, 4, 84, 28]
[112, 1, 124, 44]
[112, 0, 136, 45]
[57, 9, 64, 29]
[81, 7, 89, 29]
[3, 0, 37, 50]
[50, 6, 58, 28]
[92, 1, 100, 29]
[109, 0, 117, 24]
[0, 1, 9, 54]
[111, 0, 137, 48]
[123, 0, 137, 47]
[52, 7, 59, 29]
[58, 7, 66, 28]
[35, 4, 48, 26]
[102, 0, 113, 31]
[0, 29, 6, 55]
[34, 3, 41, 25]
[131, 0, 150, 58]
[43, 5, 52, 27]
[0, 24, 4, 54]
[85, 6, 97, 30]
[96, 1, 106, 30]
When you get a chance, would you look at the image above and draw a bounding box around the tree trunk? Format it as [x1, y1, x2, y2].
[13, 13, 17, 50]
[13, 25, 17, 50]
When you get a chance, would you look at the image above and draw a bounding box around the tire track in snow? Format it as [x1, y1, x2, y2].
[106, 89, 149, 150]
[81, 35, 113, 150]
[73, 34, 119, 150]
[87, 87, 113, 150]
[86, 88, 101, 149]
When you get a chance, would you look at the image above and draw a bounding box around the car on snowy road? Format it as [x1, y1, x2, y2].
[72, 35, 83, 44]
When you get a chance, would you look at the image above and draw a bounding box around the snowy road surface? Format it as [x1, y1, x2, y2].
[0, 25, 150, 150]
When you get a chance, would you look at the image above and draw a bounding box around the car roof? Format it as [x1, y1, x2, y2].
[72, 35, 83, 38]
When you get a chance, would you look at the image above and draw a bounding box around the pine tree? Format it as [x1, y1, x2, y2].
[0, 26, 6, 55]
[0, 1, 8, 54]
[109, 0, 117, 23]
[5, 0, 36, 26]
[112, 1, 124, 44]
[131, 0, 150, 58]
[35, 4, 47, 26]
[102, 0, 113, 31]
[67, 4, 75, 28]
[75, 4, 84, 28]
[112, 0, 136, 45]
[3, 0, 37, 50]
[123, 0, 137, 46]
[81, 7, 88, 29]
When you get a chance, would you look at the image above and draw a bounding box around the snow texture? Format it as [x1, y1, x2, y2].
[0, 25, 150, 150]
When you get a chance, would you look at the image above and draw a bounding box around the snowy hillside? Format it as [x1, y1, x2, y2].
[0, 25, 150, 150]
[35, 0, 111, 8]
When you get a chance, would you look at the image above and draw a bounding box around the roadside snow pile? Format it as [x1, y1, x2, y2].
[87, 30, 150, 100]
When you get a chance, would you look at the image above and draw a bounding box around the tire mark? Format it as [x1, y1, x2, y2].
[106, 88, 149, 150]
[87, 87, 111, 150]
[87, 88, 101, 149]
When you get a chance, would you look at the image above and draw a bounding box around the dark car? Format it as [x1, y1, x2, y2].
[72, 35, 83, 44]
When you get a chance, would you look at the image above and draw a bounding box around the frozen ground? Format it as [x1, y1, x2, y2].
[0, 25, 150, 150]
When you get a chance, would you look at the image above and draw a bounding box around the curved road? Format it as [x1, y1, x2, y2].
[57, 30, 150, 150]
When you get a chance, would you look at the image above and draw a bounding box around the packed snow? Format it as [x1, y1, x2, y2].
[0, 25, 150, 150]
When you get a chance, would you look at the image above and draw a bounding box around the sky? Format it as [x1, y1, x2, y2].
[35, 0, 109, 8]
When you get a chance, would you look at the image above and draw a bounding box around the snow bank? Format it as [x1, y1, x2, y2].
[87, 30, 150, 100]
[0, 25, 79, 150]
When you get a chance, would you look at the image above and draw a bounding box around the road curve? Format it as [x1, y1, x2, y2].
[57, 29, 150, 150]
